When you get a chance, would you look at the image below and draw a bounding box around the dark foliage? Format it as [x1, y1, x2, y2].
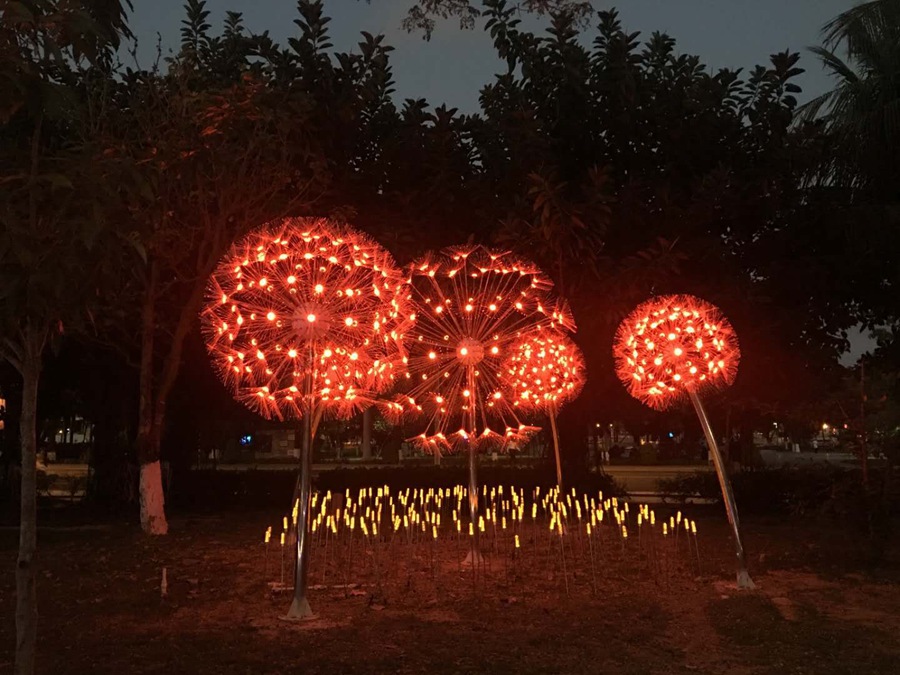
[659, 466, 900, 561]
[2, 0, 898, 520]
[169, 464, 625, 510]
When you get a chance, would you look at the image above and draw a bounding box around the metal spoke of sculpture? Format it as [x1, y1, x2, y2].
[613, 294, 754, 588]
[386, 245, 575, 562]
[502, 331, 585, 491]
[201, 217, 411, 617]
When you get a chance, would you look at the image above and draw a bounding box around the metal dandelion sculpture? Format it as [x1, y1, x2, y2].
[201, 217, 411, 617]
[388, 245, 575, 561]
[502, 331, 586, 490]
[613, 294, 753, 588]
[613, 294, 739, 411]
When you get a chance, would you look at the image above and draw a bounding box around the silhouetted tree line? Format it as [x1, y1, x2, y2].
[3, 0, 899, 506]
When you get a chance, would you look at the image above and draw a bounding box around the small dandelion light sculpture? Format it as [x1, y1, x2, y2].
[201, 217, 411, 617]
[389, 245, 575, 561]
[613, 294, 754, 588]
[502, 331, 586, 490]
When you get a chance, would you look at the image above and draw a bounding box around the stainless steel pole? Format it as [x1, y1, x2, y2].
[464, 365, 482, 565]
[549, 403, 563, 492]
[689, 391, 754, 589]
[287, 351, 316, 618]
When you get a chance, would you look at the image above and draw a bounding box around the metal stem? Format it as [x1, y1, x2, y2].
[689, 391, 754, 589]
[287, 350, 316, 618]
[464, 365, 482, 565]
[549, 403, 563, 492]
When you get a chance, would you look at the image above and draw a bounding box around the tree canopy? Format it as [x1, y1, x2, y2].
[1, 0, 897, 509]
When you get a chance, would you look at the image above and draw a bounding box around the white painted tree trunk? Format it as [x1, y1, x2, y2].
[136, 263, 168, 536]
[140, 460, 168, 535]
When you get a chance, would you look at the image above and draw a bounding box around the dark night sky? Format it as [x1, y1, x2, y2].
[126, 0, 873, 362]
[129, 0, 854, 111]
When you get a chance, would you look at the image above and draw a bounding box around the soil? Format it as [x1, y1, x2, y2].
[2, 505, 899, 674]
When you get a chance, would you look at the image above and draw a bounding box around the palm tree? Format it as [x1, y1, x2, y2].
[799, 0, 900, 198]
[821, 0, 900, 54]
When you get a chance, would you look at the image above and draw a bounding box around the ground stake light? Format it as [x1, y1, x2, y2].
[613, 294, 754, 589]
[501, 331, 586, 491]
[387, 245, 575, 562]
[201, 217, 411, 617]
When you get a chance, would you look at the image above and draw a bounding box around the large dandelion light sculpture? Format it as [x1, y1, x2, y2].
[613, 294, 753, 588]
[390, 245, 575, 560]
[613, 294, 739, 411]
[502, 331, 586, 490]
[201, 217, 411, 617]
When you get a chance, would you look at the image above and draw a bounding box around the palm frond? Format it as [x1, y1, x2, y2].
[822, 0, 900, 54]
[808, 46, 860, 83]
[796, 89, 840, 123]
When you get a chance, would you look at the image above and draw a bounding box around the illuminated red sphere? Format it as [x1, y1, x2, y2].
[201, 217, 411, 420]
[613, 294, 739, 410]
[502, 331, 585, 412]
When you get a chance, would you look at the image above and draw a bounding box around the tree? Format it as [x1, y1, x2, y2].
[99, 0, 873, 488]
[74, 0, 497, 531]
[799, 0, 900, 198]
[114, 1, 503, 491]
[795, 1, 900, 330]
[94, 0, 327, 533]
[0, 2, 131, 671]
[463, 3, 855, 468]
[496, 167, 612, 299]
[388, 0, 594, 39]
[255, 1, 858, 469]
[866, 327, 900, 460]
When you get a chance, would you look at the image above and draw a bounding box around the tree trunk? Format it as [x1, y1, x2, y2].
[16, 112, 45, 675]
[136, 254, 211, 534]
[136, 262, 168, 535]
[137, 397, 168, 533]
[139, 459, 167, 534]
[860, 360, 869, 486]
[15, 325, 46, 675]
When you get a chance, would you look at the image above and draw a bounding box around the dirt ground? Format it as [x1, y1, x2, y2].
[2, 504, 900, 674]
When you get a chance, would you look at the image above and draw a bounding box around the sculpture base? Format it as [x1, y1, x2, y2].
[284, 595, 315, 620]
[461, 548, 484, 567]
[736, 569, 756, 590]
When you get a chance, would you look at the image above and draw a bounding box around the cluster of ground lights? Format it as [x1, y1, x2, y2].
[262, 484, 704, 596]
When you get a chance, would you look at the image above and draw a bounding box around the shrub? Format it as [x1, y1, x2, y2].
[658, 466, 854, 516]
[658, 466, 900, 561]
